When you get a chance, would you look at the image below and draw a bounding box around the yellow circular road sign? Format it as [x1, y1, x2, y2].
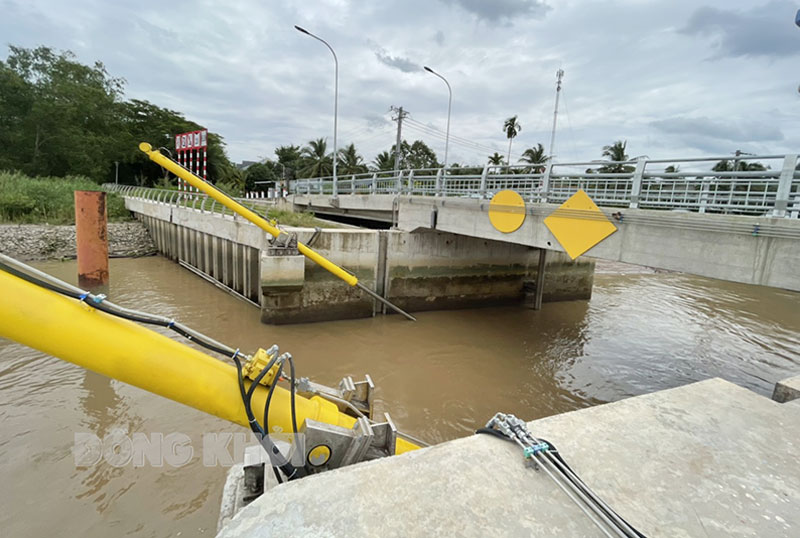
[488, 190, 526, 233]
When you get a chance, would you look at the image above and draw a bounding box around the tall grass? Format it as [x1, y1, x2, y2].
[0, 171, 129, 224]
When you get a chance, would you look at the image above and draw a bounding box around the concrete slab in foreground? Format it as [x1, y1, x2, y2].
[773, 374, 800, 403]
[217, 378, 800, 537]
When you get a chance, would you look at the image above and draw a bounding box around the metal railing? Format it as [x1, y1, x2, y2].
[291, 154, 800, 218]
[103, 184, 278, 219]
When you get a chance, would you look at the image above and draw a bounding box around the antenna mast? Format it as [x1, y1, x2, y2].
[548, 69, 564, 162]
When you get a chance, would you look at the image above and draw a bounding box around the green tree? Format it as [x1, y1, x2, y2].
[0, 45, 233, 186]
[337, 143, 368, 175]
[244, 162, 277, 192]
[503, 115, 521, 165]
[0, 45, 123, 180]
[487, 152, 505, 166]
[299, 138, 333, 178]
[371, 150, 394, 171]
[519, 143, 549, 173]
[599, 140, 634, 173]
[274, 144, 302, 181]
[389, 139, 441, 169]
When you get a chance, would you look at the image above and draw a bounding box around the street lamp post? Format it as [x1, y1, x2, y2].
[424, 66, 452, 170]
[295, 25, 339, 196]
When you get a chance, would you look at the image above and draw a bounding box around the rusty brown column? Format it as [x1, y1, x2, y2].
[74, 190, 109, 286]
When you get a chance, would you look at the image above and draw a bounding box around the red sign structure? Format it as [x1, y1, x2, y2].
[174, 129, 208, 192]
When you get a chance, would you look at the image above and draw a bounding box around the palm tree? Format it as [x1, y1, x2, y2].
[487, 152, 505, 166]
[299, 138, 333, 178]
[371, 150, 394, 171]
[503, 115, 521, 165]
[338, 143, 368, 175]
[599, 140, 634, 173]
[713, 159, 768, 172]
[519, 143, 549, 173]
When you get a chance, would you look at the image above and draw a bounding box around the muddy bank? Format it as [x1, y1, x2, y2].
[0, 221, 156, 261]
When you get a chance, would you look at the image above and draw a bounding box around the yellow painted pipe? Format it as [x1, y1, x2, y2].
[138, 142, 358, 287]
[0, 269, 418, 454]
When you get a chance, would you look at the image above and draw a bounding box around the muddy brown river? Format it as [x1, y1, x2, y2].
[1, 256, 798, 536]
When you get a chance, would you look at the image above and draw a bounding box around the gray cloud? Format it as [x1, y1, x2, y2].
[440, 0, 551, 22]
[369, 42, 421, 73]
[2, 0, 798, 164]
[651, 116, 784, 143]
[680, 1, 800, 58]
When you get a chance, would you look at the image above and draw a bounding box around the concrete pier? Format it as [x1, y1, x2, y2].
[217, 377, 800, 537]
[126, 196, 594, 324]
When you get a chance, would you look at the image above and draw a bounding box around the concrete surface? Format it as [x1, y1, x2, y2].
[773, 374, 800, 403]
[217, 378, 800, 537]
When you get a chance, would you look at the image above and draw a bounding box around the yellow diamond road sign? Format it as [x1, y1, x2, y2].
[544, 189, 617, 259]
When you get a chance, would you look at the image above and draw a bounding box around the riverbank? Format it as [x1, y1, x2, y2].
[0, 221, 156, 261]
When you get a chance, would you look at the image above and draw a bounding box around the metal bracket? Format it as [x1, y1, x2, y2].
[295, 374, 375, 419]
[301, 412, 399, 474]
[306, 227, 322, 248]
[267, 231, 299, 256]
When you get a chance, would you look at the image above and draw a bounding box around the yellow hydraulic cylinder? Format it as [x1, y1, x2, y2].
[138, 143, 357, 286]
[0, 269, 418, 454]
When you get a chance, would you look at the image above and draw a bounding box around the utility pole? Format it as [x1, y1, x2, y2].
[114, 161, 119, 184]
[548, 68, 564, 163]
[732, 149, 754, 172]
[390, 106, 408, 171]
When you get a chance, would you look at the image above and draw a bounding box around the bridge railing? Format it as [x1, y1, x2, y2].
[291, 154, 799, 218]
[103, 184, 278, 220]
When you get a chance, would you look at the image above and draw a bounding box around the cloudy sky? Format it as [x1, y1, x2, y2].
[2, 0, 799, 166]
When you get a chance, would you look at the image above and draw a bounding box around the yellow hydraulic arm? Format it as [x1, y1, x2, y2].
[0, 266, 419, 456]
[138, 143, 415, 321]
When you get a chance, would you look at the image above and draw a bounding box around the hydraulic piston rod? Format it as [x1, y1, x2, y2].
[0, 267, 420, 455]
[138, 142, 416, 321]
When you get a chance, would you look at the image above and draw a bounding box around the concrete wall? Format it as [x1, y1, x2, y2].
[292, 194, 800, 292]
[126, 197, 594, 324]
[396, 196, 800, 292]
[137, 213, 261, 303]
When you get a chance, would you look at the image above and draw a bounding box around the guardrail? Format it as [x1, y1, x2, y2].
[292, 154, 800, 218]
[103, 184, 278, 220]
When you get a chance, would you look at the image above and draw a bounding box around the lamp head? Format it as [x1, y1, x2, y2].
[294, 25, 310, 35]
[424, 66, 434, 74]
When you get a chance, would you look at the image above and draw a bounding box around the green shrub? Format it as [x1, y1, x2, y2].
[0, 171, 130, 224]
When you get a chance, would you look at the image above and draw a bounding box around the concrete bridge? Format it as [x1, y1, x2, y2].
[291, 154, 800, 292]
[107, 186, 595, 323]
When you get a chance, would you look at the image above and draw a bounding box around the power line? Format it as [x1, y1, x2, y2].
[402, 121, 526, 163]
[402, 123, 497, 161]
[404, 117, 506, 154]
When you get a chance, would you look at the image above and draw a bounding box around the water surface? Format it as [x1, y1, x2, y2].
[1, 256, 798, 536]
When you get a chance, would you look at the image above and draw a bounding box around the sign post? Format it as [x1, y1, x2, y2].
[174, 129, 209, 192]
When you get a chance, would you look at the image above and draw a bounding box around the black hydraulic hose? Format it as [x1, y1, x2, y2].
[261, 362, 305, 480]
[475, 427, 509, 441]
[263, 362, 283, 432]
[231, 351, 298, 480]
[0, 262, 233, 357]
[286, 357, 299, 436]
[245, 354, 281, 403]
